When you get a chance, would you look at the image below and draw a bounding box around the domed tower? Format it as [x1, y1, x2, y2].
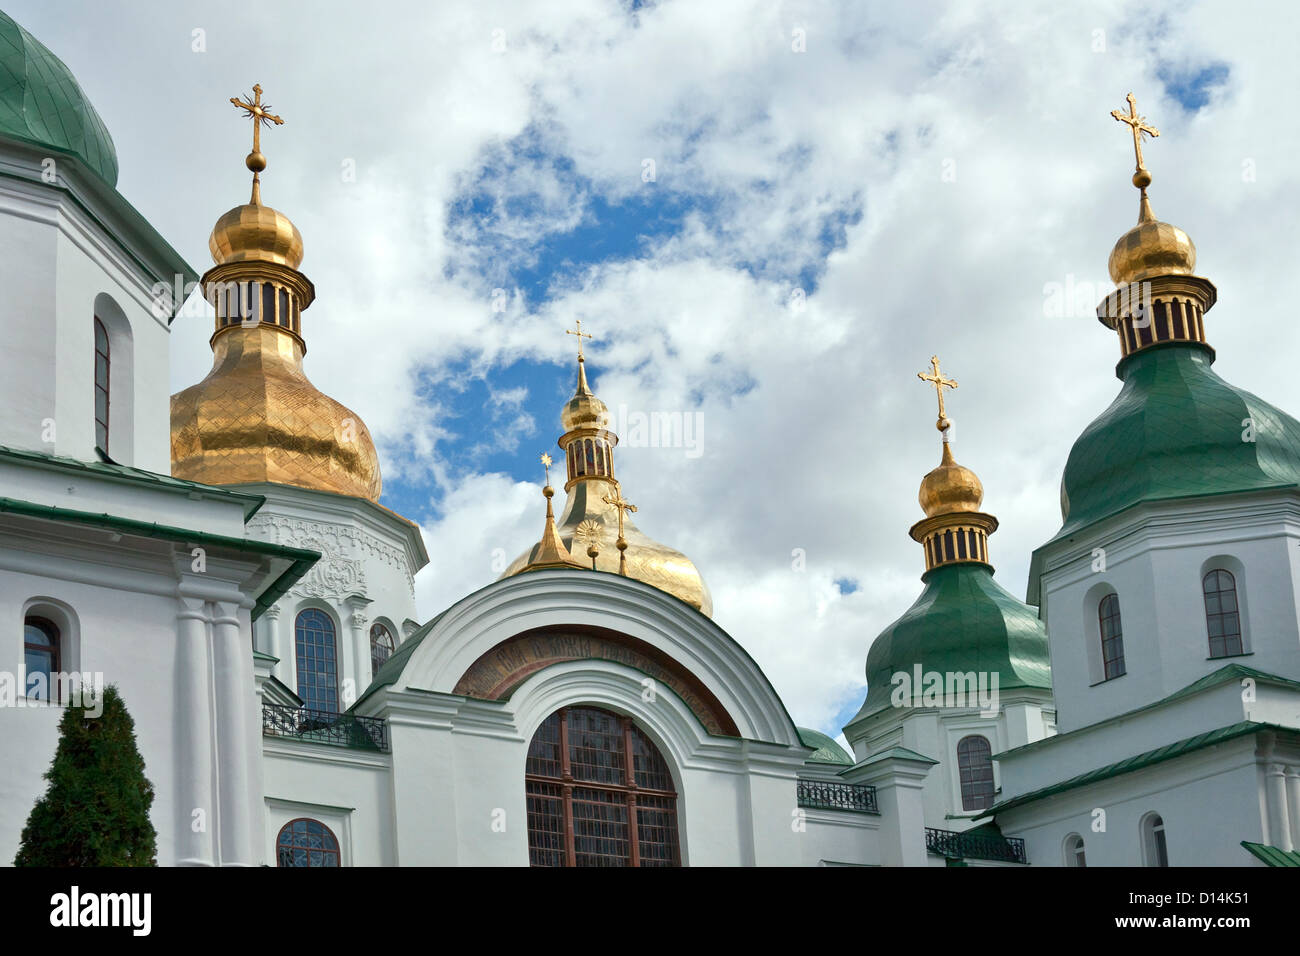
[171, 87, 426, 714]
[170, 85, 381, 500]
[502, 325, 713, 616]
[844, 358, 1053, 834]
[1029, 93, 1300, 732]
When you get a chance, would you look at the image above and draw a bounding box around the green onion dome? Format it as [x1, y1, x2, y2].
[797, 726, 853, 766]
[0, 11, 117, 185]
[856, 563, 1052, 722]
[1058, 343, 1300, 537]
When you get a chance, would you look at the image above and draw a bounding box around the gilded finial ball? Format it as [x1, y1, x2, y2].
[587, 544, 599, 559]
[543, 485, 554, 499]
[936, 416, 951, 432]
[1132, 167, 1152, 189]
[246, 150, 267, 173]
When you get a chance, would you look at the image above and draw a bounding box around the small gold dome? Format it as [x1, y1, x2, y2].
[209, 202, 304, 269]
[1108, 211, 1196, 285]
[560, 358, 610, 432]
[918, 442, 983, 517]
[170, 325, 381, 501]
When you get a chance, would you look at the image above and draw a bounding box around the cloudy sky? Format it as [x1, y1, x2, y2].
[12, 0, 1299, 741]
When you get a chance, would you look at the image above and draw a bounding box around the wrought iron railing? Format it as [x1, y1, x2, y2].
[925, 827, 1027, 864]
[796, 779, 879, 814]
[262, 703, 390, 753]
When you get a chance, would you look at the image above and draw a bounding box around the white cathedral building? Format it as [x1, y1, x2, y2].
[0, 11, 1297, 867]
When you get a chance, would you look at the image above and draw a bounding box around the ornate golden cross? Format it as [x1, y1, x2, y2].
[602, 488, 637, 538]
[231, 83, 284, 156]
[917, 355, 957, 429]
[566, 319, 593, 359]
[540, 452, 553, 485]
[1110, 92, 1159, 172]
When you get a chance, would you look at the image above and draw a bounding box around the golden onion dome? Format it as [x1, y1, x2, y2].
[560, 357, 610, 432]
[170, 325, 382, 500]
[209, 202, 304, 269]
[1108, 201, 1196, 285]
[918, 441, 983, 517]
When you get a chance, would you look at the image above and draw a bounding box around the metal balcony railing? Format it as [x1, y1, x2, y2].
[262, 703, 390, 753]
[796, 779, 879, 814]
[926, 826, 1027, 863]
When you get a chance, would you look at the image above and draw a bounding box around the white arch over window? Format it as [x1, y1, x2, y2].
[92, 293, 134, 463]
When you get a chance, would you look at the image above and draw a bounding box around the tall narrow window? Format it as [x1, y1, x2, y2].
[1142, 813, 1169, 867]
[1065, 833, 1087, 867]
[295, 609, 339, 713]
[276, 818, 340, 867]
[24, 617, 60, 702]
[1099, 593, 1126, 680]
[370, 622, 394, 678]
[94, 318, 110, 451]
[1203, 570, 1243, 658]
[525, 706, 680, 867]
[956, 735, 995, 811]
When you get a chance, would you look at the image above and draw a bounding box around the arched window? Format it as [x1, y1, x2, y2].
[525, 706, 680, 867]
[276, 818, 340, 867]
[956, 735, 995, 811]
[94, 317, 110, 451]
[1064, 833, 1087, 867]
[1203, 570, 1243, 658]
[295, 609, 338, 713]
[370, 622, 394, 678]
[1098, 593, 1126, 680]
[1141, 813, 1169, 866]
[24, 617, 60, 702]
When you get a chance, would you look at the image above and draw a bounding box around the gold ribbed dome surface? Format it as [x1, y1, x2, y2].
[918, 442, 983, 517]
[1108, 215, 1196, 286]
[170, 325, 381, 500]
[209, 202, 304, 269]
[502, 476, 713, 616]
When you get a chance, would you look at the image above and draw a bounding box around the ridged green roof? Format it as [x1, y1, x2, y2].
[1057, 342, 1300, 537]
[0, 11, 117, 185]
[853, 563, 1051, 722]
[1241, 841, 1300, 867]
[796, 726, 853, 765]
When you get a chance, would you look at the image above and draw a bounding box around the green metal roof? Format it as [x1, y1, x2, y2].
[0, 444, 265, 520]
[851, 562, 1051, 723]
[797, 726, 853, 766]
[990, 720, 1282, 815]
[1240, 841, 1300, 866]
[0, 10, 117, 184]
[0, 494, 318, 619]
[1056, 342, 1300, 538]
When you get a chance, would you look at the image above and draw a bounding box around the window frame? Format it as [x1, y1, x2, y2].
[23, 616, 61, 703]
[1098, 592, 1127, 681]
[955, 734, 996, 812]
[1202, 569, 1244, 659]
[93, 316, 111, 452]
[294, 608, 340, 713]
[525, 705, 680, 867]
[1064, 833, 1087, 868]
[369, 621, 395, 679]
[1141, 812, 1169, 867]
[275, 817, 341, 867]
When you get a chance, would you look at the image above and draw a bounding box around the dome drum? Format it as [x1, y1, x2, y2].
[203, 260, 315, 349]
[1096, 273, 1217, 359]
[909, 511, 998, 573]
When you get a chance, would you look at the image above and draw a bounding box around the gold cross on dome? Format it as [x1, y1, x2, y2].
[917, 355, 957, 431]
[230, 83, 284, 156]
[1110, 92, 1159, 172]
[602, 488, 637, 538]
[566, 319, 593, 360]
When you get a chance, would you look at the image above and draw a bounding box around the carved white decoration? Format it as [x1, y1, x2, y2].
[246, 514, 415, 598]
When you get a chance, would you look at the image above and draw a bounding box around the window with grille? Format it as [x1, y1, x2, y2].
[1202, 570, 1243, 658]
[295, 609, 339, 713]
[525, 706, 680, 867]
[370, 622, 395, 677]
[94, 317, 110, 451]
[956, 734, 995, 812]
[276, 818, 340, 867]
[1098, 593, 1126, 680]
[24, 617, 60, 702]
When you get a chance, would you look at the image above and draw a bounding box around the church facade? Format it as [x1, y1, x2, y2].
[0, 11, 1296, 867]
